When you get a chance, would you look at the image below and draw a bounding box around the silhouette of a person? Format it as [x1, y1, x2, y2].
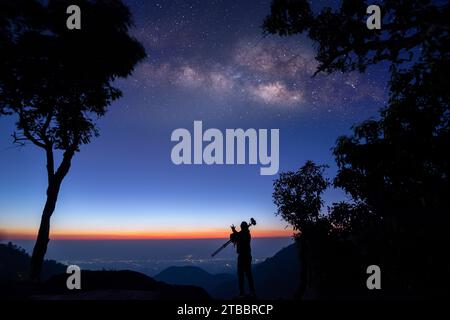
[230, 221, 255, 297]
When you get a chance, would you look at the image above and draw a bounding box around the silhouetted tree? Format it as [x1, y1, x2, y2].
[264, 0, 449, 74]
[273, 161, 329, 233]
[273, 161, 330, 297]
[332, 51, 449, 295]
[273, 162, 384, 298]
[265, 0, 449, 297]
[0, 0, 146, 281]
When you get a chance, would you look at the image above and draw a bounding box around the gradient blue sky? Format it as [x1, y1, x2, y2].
[0, 0, 389, 239]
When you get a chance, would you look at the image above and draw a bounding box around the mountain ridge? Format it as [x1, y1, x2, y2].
[155, 243, 300, 299]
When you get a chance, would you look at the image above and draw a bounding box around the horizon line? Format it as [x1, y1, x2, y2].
[1, 235, 293, 241]
[0, 228, 294, 241]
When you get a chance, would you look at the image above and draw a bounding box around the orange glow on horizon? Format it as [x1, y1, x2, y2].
[1, 227, 293, 240]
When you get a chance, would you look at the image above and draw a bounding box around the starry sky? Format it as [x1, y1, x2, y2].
[0, 0, 389, 240]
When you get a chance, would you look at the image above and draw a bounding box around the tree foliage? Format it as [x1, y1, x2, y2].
[0, 0, 146, 280]
[264, 0, 449, 74]
[268, 0, 449, 298]
[1, 0, 146, 152]
[273, 161, 329, 234]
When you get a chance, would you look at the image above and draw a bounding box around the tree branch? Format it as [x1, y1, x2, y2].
[45, 146, 55, 183]
[54, 133, 80, 185]
[22, 128, 47, 149]
[313, 28, 432, 76]
[12, 130, 47, 149]
[54, 148, 75, 185]
[11, 132, 27, 147]
[39, 112, 53, 146]
[16, 111, 47, 149]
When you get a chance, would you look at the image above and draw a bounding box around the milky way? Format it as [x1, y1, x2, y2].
[124, 0, 388, 120]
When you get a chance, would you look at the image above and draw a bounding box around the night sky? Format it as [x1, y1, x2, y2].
[0, 0, 389, 239]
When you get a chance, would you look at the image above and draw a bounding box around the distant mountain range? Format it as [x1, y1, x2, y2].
[1, 241, 299, 300]
[155, 243, 300, 299]
[0, 242, 211, 300]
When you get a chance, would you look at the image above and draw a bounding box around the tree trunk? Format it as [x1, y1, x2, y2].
[29, 148, 74, 282]
[297, 235, 308, 299]
[29, 179, 61, 281]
